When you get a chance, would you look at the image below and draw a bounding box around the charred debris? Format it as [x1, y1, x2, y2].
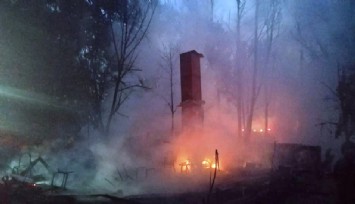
[0, 142, 330, 204]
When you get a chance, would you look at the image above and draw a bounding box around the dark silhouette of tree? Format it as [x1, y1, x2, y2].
[159, 44, 179, 137]
[293, 0, 355, 142]
[96, 0, 157, 135]
[336, 67, 355, 142]
[0, 0, 94, 147]
[235, 0, 246, 139]
[245, 0, 260, 141]
[1, 0, 158, 143]
[261, 0, 281, 137]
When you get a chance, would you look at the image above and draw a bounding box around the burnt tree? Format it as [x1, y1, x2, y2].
[103, 0, 157, 135]
[159, 44, 180, 136]
[336, 67, 355, 142]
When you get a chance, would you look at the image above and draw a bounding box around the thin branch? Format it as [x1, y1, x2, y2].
[320, 81, 340, 102]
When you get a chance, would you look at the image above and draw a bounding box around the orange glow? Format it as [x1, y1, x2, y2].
[202, 159, 211, 168]
[201, 159, 221, 170]
[242, 127, 272, 134]
[241, 128, 272, 133]
[179, 159, 191, 173]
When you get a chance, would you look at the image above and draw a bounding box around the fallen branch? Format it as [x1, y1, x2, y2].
[105, 178, 115, 187]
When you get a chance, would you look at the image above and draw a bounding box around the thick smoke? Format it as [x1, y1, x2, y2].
[56, 0, 345, 195]
[2, 0, 351, 196]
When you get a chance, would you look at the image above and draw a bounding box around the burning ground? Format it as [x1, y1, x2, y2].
[0, 89, 278, 198]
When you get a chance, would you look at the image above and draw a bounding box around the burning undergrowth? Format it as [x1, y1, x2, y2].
[0, 110, 275, 197]
[0, 74, 276, 197]
[75, 106, 275, 196]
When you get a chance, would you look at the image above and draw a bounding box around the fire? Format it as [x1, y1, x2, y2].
[177, 158, 222, 173]
[202, 159, 220, 170]
[242, 128, 272, 133]
[185, 160, 190, 165]
[179, 159, 191, 173]
[202, 159, 211, 168]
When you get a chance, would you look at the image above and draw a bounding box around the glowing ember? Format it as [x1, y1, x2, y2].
[201, 159, 221, 170]
[179, 159, 191, 173]
[202, 159, 211, 168]
[242, 128, 272, 133]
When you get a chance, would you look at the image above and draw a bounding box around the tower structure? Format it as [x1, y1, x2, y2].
[179, 50, 204, 131]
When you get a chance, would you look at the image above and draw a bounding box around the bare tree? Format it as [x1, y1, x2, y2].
[292, 0, 355, 142]
[245, 0, 260, 141]
[105, 0, 157, 135]
[262, 0, 281, 137]
[235, 0, 246, 139]
[159, 44, 180, 137]
[336, 67, 355, 142]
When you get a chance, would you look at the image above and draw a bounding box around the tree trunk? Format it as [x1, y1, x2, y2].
[236, 0, 244, 139]
[246, 0, 259, 142]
